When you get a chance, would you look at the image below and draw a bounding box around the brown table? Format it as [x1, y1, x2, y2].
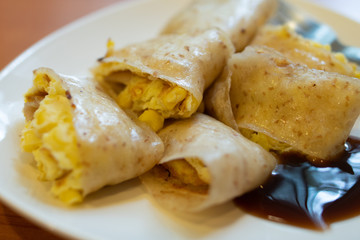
[0, 0, 358, 239]
[0, 1, 123, 239]
[0, 0, 123, 71]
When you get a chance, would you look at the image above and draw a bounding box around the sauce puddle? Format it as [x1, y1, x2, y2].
[234, 136, 360, 230]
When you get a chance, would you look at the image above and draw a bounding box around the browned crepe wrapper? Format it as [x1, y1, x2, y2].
[140, 113, 276, 212]
[161, 0, 277, 52]
[205, 46, 360, 160]
[21, 67, 164, 204]
[93, 29, 234, 115]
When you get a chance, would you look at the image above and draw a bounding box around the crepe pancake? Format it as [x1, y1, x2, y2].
[21, 67, 164, 204]
[141, 113, 276, 212]
[205, 46, 360, 161]
[93, 29, 234, 131]
[161, 0, 277, 52]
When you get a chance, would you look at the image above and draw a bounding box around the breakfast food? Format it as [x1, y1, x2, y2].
[251, 25, 360, 78]
[15, 0, 360, 231]
[21, 67, 164, 204]
[205, 45, 360, 161]
[161, 0, 277, 52]
[92, 29, 234, 131]
[140, 113, 276, 212]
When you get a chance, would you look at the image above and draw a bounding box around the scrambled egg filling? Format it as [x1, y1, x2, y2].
[258, 26, 360, 78]
[161, 158, 210, 194]
[240, 128, 293, 154]
[108, 74, 198, 132]
[21, 73, 83, 205]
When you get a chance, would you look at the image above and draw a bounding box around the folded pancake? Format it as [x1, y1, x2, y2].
[205, 46, 360, 161]
[21, 67, 164, 204]
[140, 113, 276, 212]
[251, 25, 360, 78]
[92, 29, 233, 131]
[161, 0, 277, 52]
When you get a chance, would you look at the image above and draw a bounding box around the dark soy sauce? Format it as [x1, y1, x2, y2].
[234, 137, 360, 230]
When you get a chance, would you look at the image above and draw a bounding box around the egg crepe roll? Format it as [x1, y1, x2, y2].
[92, 29, 234, 131]
[140, 113, 276, 212]
[21, 67, 164, 204]
[205, 46, 360, 161]
[161, 0, 277, 52]
[251, 25, 360, 78]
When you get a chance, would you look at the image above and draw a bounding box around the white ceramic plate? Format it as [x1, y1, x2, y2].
[0, 0, 359, 239]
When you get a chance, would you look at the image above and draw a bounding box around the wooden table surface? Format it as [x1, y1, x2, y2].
[0, 0, 359, 239]
[0, 0, 123, 71]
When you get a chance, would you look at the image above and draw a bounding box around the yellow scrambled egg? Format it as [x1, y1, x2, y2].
[254, 25, 360, 78]
[115, 74, 198, 132]
[240, 129, 293, 154]
[97, 40, 199, 132]
[161, 157, 210, 193]
[21, 73, 83, 205]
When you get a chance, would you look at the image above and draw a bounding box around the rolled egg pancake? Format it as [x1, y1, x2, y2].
[251, 25, 360, 78]
[161, 0, 277, 52]
[92, 29, 234, 131]
[140, 113, 276, 212]
[205, 46, 360, 161]
[21, 67, 164, 204]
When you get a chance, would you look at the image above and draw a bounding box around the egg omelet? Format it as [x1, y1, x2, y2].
[252, 25, 360, 78]
[140, 113, 277, 212]
[97, 40, 200, 132]
[227, 46, 360, 160]
[160, 157, 210, 193]
[240, 129, 293, 154]
[114, 74, 198, 132]
[21, 68, 165, 205]
[93, 29, 235, 132]
[96, 39, 200, 133]
[21, 72, 83, 204]
[222, 25, 360, 158]
[100, 40, 199, 132]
